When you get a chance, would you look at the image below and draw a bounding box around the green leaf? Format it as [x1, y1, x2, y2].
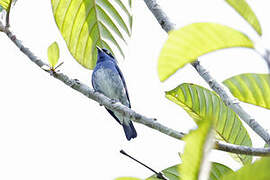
[115, 177, 142, 180]
[47, 42, 60, 68]
[208, 163, 234, 180]
[166, 83, 252, 165]
[180, 117, 214, 180]
[0, 0, 11, 10]
[51, 0, 132, 69]
[147, 164, 180, 180]
[223, 73, 270, 110]
[147, 163, 233, 180]
[225, 0, 262, 35]
[114, 0, 133, 31]
[221, 157, 270, 180]
[158, 23, 254, 81]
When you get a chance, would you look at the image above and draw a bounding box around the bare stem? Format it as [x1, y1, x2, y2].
[143, 0, 270, 145]
[5, 0, 13, 28]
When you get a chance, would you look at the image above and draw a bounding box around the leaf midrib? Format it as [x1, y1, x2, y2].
[93, 0, 103, 48]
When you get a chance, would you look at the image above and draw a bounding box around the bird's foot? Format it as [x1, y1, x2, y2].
[110, 99, 118, 104]
[74, 79, 80, 85]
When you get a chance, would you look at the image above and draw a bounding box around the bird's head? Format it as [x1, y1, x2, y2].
[96, 46, 116, 63]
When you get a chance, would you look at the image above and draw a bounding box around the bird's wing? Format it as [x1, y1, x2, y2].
[105, 108, 121, 125]
[91, 67, 98, 89]
[114, 64, 131, 108]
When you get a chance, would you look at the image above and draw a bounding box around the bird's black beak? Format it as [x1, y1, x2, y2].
[96, 46, 102, 53]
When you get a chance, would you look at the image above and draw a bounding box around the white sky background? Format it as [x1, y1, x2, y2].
[0, 0, 270, 179]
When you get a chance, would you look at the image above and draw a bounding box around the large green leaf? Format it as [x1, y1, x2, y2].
[180, 117, 214, 180]
[147, 163, 233, 180]
[225, 0, 262, 35]
[223, 73, 270, 110]
[221, 157, 270, 180]
[158, 23, 254, 81]
[166, 83, 252, 165]
[51, 0, 132, 69]
[0, 0, 11, 10]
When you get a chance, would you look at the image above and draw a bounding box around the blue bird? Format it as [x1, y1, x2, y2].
[92, 47, 137, 140]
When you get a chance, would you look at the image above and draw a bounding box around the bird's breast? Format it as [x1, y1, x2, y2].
[92, 67, 126, 102]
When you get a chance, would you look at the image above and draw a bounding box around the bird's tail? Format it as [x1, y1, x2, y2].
[122, 121, 137, 141]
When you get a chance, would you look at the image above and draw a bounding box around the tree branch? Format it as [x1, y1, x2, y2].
[3, 27, 270, 157]
[191, 61, 270, 145]
[143, 0, 270, 145]
[3, 27, 185, 142]
[215, 141, 270, 156]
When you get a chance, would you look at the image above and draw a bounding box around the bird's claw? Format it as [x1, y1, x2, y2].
[110, 99, 118, 104]
[74, 79, 80, 85]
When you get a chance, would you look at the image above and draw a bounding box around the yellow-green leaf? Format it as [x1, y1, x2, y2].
[148, 163, 233, 180]
[0, 0, 11, 10]
[147, 164, 179, 180]
[223, 73, 270, 110]
[208, 163, 234, 180]
[180, 118, 214, 180]
[166, 83, 252, 165]
[147, 163, 233, 180]
[225, 0, 262, 35]
[47, 42, 60, 68]
[158, 23, 254, 81]
[221, 157, 270, 180]
[51, 0, 132, 69]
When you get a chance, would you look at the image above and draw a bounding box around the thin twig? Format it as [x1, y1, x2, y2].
[143, 0, 270, 145]
[120, 150, 168, 180]
[5, 0, 13, 28]
[2, 27, 270, 156]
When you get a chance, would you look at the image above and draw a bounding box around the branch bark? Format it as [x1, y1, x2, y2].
[215, 141, 270, 156]
[143, 0, 270, 145]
